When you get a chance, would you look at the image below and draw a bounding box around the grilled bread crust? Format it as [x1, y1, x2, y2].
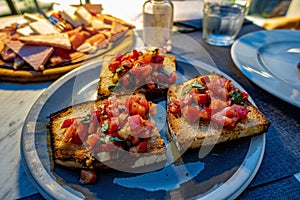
[49, 95, 166, 171]
[97, 55, 176, 100]
[166, 73, 271, 151]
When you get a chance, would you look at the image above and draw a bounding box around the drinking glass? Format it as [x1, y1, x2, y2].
[202, 0, 251, 46]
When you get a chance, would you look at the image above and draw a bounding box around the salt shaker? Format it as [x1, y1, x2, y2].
[142, 0, 174, 53]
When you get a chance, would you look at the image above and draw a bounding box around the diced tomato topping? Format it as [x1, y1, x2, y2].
[100, 143, 116, 151]
[71, 132, 84, 145]
[128, 115, 143, 132]
[115, 53, 124, 61]
[182, 105, 200, 124]
[129, 97, 149, 117]
[79, 170, 97, 185]
[129, 100, 139, 115]
[142, 54, 153, 63]
[211, 114, 234, 127]
[241, 91, 249, 99]
[86, 134, 99, 148]
[108, 117, 119, 133]
[64, 123, 77, 142]
[137, 104, 147, 117]
[91, 109, 102, 120]
[121, 59, 133, 68]
[139, 98, 149, 109]
[231, 104, 249, 119]
[108, 60, 121, 73]
[189, 88, 200, 95]
[193, 93, 209, 105]
[168, 103, 181, 114]
[88, 112, 99, 134]
[153, 55, 164, 63]
[180, 94, 193, 108]
[132, 49, 139, 60]
[201, 75, 210, 84]
[207, 80, 228, 98]
[61, 118, 78, 129]
[210, 99, 228, 113]
[137, 141, 148, 153]
[199, 107, 211, 121]
[77, 122, 88, 141]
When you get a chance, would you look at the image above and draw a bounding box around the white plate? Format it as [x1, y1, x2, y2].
[231, 30, 300, 108]
[21, 56, 265, 200]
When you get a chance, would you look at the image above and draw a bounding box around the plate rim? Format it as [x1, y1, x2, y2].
[231, 29, 300, 108]
[20, 56, 265, 200]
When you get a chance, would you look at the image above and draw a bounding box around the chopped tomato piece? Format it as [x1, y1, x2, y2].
[61, 118, 78, 129]
[210, 99, 228, 113]
[79, 170, 97, 185]
[129, 101, 139, 115]
[241, 91, 249, 99]
[231, 104, 249, 119]
[72, 132, 83, 145]
[91, 109, 102, 121]
[88, 113, 99, 134]
[137, 104, 147, 117]
[180, 94, 193, 108]
[153, 55, 164, 63]
[86, 134, 99, 148]
[139, 98, 149, 110]
[108, 117, 119, 133]
[132, 49, 139, 60]
[182, 105, 200, 124]
[142, 54, 153, 63]
[199, 107, 211, 121]
[108, 60, 121, 73]
[77, 122, 88, 141]
[211, 114, 234, 127]
[128, 115, 143, 132]
[137, 141, 148, 153]
[121, 59, 133, 68]
[64, 123, 77, 142]
[168, 103, 181, 114]
[207, 81, 228, 98]
[193, 93, 209, 105]
[115, 53, 124, 61]
[100, 143, 116, 151]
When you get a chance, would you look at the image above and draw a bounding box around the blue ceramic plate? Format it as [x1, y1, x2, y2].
[231, 30, 300, 108]
[21, 56, 265, 200]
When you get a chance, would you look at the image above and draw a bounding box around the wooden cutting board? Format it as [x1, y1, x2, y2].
[0, 30, 134, 83]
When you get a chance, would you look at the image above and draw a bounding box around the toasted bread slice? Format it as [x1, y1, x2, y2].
[49, 94, 166, 172]
[166, 73, 270, 151]
[97, 49, 177, 100]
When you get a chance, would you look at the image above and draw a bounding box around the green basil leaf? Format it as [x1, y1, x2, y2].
[108, 84, 116, 92]
[181, 84, 192, 95]
[100, 123, 109, 133]
[230, 90, 244, 104]
[116, 66, 123, 74]
[97, 137, 106, 145]
[191, 80, 205, 90]
[109, 137, 123, 142]
[81, 114, 91, 125]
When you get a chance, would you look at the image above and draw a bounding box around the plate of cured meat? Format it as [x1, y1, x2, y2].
[0, 3, 135, 82]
